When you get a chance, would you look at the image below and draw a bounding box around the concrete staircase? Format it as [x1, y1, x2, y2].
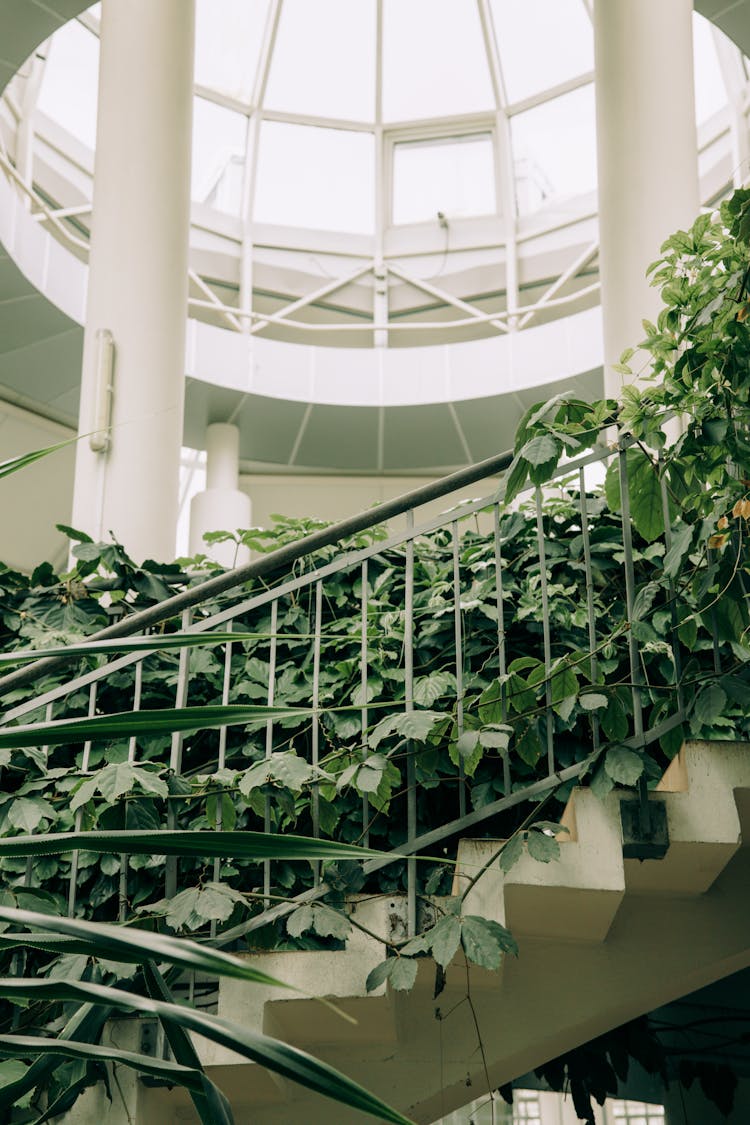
[63, 740, 750, 1125]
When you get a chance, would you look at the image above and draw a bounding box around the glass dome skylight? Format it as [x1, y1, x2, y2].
[8, 0, 748, 349]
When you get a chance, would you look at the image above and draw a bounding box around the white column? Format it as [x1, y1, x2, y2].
[71, 0, 195, 562]
[189, 423, 252, 568]
[594, 0, 700, 396]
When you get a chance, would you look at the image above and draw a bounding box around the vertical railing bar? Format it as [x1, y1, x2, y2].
[534, 489, 555, 776]
[311, 582, 323, 885]
[360, 560, 370, 848]
[404, 510, 416, 936]
[127, 659, 144, 764]
[119, 659, 144, 921]
[659, 466, 685, 717]
[68, 682, 97, 917]
[263, 601, 278, 905]
[26, 701, 54, 889]
[578, 468, 600, 753]
[166, 609, 192, 901]
[211, 625, 234, 932]
[493, 505, 511, 795]
[617, 445, 644, 743]
[452, 522, 466, 818]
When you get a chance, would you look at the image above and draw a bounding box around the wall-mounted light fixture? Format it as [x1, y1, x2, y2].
[89, 328, 115, 453]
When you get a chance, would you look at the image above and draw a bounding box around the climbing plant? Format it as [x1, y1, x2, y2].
[2, 187, 750, 1119]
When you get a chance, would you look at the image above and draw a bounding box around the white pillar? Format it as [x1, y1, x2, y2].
[594, 0, 700, 396]
[189, 423, 252, 568]
[71, 0, 195, 562]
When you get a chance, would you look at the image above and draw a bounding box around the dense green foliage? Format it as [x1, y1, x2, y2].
[3, 189, 750, 1119]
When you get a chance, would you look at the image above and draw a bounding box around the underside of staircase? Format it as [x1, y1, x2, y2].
[60, 740, 750, 1125]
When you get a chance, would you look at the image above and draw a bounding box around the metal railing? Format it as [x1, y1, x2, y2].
[0, 433, 692, 945]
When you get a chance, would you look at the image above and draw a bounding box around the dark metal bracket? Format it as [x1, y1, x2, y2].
[620, 776, 670, 860]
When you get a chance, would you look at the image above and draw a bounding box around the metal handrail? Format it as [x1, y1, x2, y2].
[0, 425, 702, 941]
[0, 447, 515, 701]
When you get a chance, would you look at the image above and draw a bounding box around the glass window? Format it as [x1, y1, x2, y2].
[609, 1099, 664, 1124]
[37, 20, 100, 149]
[265, 0, 375, 122]
[392, 133, 496, 225]
[383, 0, 494, 122]
[254, 121, 375, 233]
[511, 83, 596, 215]
[194, 0, 271, 106]
[192, 97, 248, 216]
[491, 0, 593, 105]
[693, 13, 729, 124]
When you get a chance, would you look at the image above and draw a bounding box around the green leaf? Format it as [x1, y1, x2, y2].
[628, 450, 665, 542]
[428, 915, 462, 969]
[579, 693, 608, 712]
[238, 751, 317, 797]
[520, 434, 559, 467]
[287, 904, 350, 940]
[550, 662, 578, 705]
[460, 916, 503, 971]
[0, 829, 388, 862]
[498, 834, 524, 873]
[369, 710, 442, 748]
[0, 438, 78, 481]
[142, 963, 234, 1125]
[0, 906, 293, 990]
[0, 706, 309, 749]
[70, 763, 168, 811]
[0, 1060, 32, 1109]
[604, 746, 644, 786]
[0, 1032, 208, 1094]
[664, 522, 695, 579]
[0, 978, 416, 1125]
[692, 683, 728, 726]
[413, 672, 456, 707]
[388, 956, 418, 991]
[0, 632, 296, 666]
[526, 829, 560, 863]
[6, 796, 55, 833]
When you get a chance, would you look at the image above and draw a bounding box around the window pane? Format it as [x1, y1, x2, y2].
[195, 0, 271, 105]
[491, 0, 592, 105]
[693, 13, 728, 124]
[254, 121, 375, 233]
[37, 20, 99, 149]
[265, 0, 375, 121]
[383, 0, 494, 121]
[392, 134, 496, 225]
[511, 83, 596, 215]
[192, 97, 247, 216]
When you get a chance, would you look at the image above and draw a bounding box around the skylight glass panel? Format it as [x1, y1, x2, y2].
[37, 20, 99, 149]
[693, 13, 729, 124]
[194, 0, 270, 105]
[382, 0, 494, 122]
[511, 83, 596, 215]
[265, 0, 375, 122]
[254, 122, 375, 233]
[192, 97, 247, 216]
[392, 134, 496, 225]
[491, 0, 593, 105]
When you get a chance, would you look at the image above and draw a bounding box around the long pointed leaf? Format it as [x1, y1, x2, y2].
[0, 705, 309, 748]
[0, 828, 389, 861]
[0, 979, 415, 1125]
[0, 439, 77, 481]
[0, 1032, 206, 1091]
[0, 907, 293, 990]
[143, 963, 234, 1125]
[0, 631, 353, 665]
[0, 1001, 110, 1109]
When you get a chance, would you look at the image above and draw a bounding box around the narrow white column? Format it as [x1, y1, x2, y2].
[594, 0, 700, 396]
[71, 0, 195, 562]
[189, 423, 252, 568]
